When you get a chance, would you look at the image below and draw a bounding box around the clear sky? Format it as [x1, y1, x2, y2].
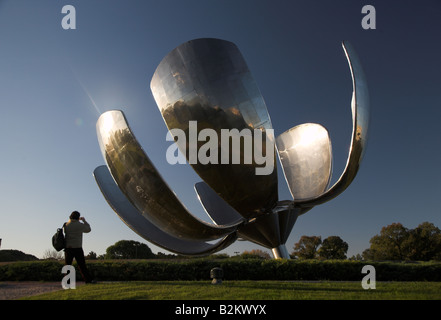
[0, 0, 440, 259]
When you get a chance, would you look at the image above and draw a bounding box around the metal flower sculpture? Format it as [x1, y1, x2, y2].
[93, 38, 369, 259]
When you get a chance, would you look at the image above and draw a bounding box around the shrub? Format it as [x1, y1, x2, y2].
[0, 250, 38, 262]
[1, 259, 440, 282]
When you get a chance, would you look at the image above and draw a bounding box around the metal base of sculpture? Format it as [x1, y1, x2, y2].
[272, 245, 290, 260]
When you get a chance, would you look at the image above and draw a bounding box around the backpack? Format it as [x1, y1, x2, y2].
[52, 223, 66, 251]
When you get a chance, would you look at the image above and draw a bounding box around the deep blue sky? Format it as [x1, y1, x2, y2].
[0, 0, 440, 259]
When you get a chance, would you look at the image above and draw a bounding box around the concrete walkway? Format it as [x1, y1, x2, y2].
[0, 281, 65, 300]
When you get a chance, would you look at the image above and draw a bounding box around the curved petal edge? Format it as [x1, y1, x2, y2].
[295, 41, 370, 208]
[94, 165, 237, 256]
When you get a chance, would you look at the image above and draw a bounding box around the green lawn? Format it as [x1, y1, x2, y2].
[23, 281, 441, 300]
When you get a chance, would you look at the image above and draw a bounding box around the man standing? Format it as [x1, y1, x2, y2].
[64, 211, 94, 283]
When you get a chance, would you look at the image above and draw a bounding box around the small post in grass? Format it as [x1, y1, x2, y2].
[210, 267, 223, 285]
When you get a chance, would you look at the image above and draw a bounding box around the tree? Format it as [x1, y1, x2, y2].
[318, 236, 348, 260]
[292, 236, 321, 259]
[368, 223, 410, 260]
[349, 253, 363, 261]
[105, 240, 155, 259]
[365, 222, 441, 261]
[405, 222, 441, 261]
[86, 251, 98, 260]
[42, 249, 64, 260]
[241, 249, 271, 259]
[362, 248, 373, 261]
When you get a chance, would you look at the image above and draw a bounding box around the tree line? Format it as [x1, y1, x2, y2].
[291, 221, 441, 261]
[96, 221, 441, 261]
[35, 221, 441, 262]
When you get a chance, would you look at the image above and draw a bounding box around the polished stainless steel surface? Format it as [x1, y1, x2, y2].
[151, 38, 278, 219]
[272, 244, 290, 259]
[94, 165, 237, 255]
[96, 110, 241, 241]
[194, 181, 244, 226]
[196, 179, 301, 249]
[94, 39, 370, 259]
[277, 123, 332, 201]
[293, 41, 370, 209]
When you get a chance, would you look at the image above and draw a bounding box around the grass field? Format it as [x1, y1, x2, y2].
[23, 280, 441, 300]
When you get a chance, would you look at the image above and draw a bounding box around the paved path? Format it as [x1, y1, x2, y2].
[0, 282, 64, 300]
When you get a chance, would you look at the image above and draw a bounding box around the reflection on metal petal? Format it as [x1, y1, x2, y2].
[295, 41, 370, 208]
[94, 165, 237, 255]
[273, 200, 301, 245]
[96, 110, 241, 241]
[151, 38, 278, 218]
[277, 123, 332, 201]
[196, 180, 296, 251]
[195, 182, 244, 226]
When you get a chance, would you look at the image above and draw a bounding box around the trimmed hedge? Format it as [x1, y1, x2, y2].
[1, 259, 440, 282]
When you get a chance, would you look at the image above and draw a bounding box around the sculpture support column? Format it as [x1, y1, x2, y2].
[271, 244, 290, 259]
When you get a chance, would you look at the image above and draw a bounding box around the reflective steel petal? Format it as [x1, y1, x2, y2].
[194, 182, 244, 226]
[295, 41, 370, 208]
[277, 123, 332, 201]
[94, 165, 237, 255]
[96, 110, 241, 241]
[150, 38, 278, 218]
